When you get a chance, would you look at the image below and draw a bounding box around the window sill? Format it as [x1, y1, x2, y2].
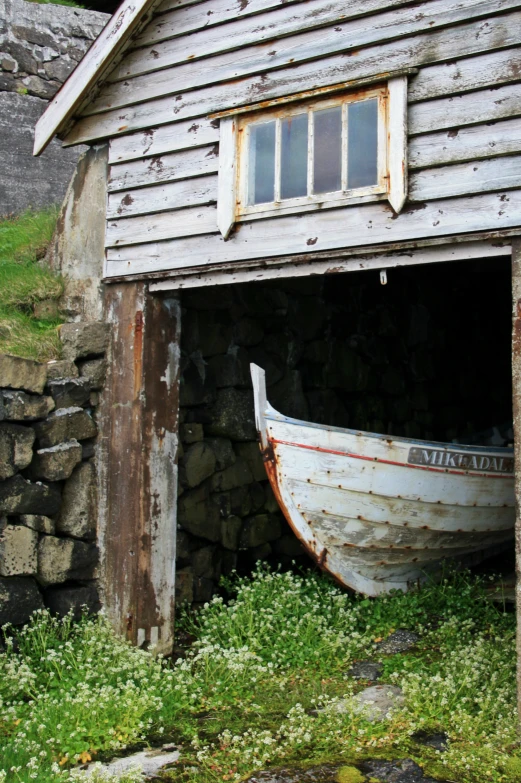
[236, 191, 388, 223]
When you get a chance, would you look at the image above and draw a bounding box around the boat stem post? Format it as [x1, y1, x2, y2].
[511, 238, 521, 731]
[250, 363, 269, 450]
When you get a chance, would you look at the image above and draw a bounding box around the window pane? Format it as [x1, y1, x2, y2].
[347, 98, 378, 189]
[248, 121, 276, 205]
[280, 113, 308, 199]
[313, 106, 342, 194]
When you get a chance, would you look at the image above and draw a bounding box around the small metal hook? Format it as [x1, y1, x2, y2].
[380, 270, 388, 285]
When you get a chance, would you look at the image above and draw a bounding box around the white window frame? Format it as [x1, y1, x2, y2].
[216, 76, 407, 240]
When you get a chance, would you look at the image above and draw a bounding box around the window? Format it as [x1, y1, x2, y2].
[216, 76, 408, 239]
[241, 88, 386, 215]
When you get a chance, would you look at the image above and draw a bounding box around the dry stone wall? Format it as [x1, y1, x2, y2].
[0, 322, 108, 626]
[0, 0, 109, 216]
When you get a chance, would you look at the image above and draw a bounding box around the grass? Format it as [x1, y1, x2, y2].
[25, 1, 85, 8]
[0, 208, 64, 361]
[0, 566, 518, 783]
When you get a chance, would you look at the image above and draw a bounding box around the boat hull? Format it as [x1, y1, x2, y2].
[251, 364, 515, 595]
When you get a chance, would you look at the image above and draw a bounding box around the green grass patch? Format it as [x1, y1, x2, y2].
[25, 0, 85, 8]
[0, 567, 518, 783]
[0, 208, 64, 361]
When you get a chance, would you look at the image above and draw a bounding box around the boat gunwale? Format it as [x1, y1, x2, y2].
[265, 404, 514, 458]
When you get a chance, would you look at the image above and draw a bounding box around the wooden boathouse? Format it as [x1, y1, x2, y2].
[34, 0, 521, 703]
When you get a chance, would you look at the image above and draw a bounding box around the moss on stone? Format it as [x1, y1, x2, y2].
[335, 766, 365, 783]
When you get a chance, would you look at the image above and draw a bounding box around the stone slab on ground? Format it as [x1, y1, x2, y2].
[330, 685, 404, 722]
[245, 765, 343, 782]
[376, 630, 420, 655]
[0, 354, 47, 394]
[347, 661, 383, 681]
[360, 759, 448, 782]
[79, 747, 180, 779]
[412, 731, 449, 752]
[0, 390, 54, 421]
[0, 575, 44, 625]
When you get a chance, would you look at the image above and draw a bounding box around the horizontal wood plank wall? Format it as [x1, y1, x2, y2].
[64, 0, 521, 277]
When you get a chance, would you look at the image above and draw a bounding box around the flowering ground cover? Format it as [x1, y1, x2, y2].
[0, 566, 519, 783]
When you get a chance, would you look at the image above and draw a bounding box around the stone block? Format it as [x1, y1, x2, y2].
[78, 358, 106, 389]
[0, 524, 38, 576]
[248, 346, 285, 386]
[233, 318, 264, 346]
[249, 542, 272, 561]
[179, 356, 216, 407]
[37, 535, 98, 586]
[176, 530, 195, 566]
[211, 458, 253, 492]
[19, 514, 55, 535]
[207, 347, 249, 387]
[56, 461, 97, 540]
[270, 371, 309, 420]
[326, 344, 369, 393]
[193, 576, 214, 603]
[273, 534, 305, 558]
[206, 388, 256, 441]
[175, 567, 194, 604]
[0, 354, 47, 394]
[235, 442, 266, 482]
[46, 360, 78, 380]
[221, 516, 242, 550]
[35, 406, 97, 447]
[197, 312, 233, 357]
[0, 475, 61, 515]
[59, 322, 109, 361]
[192, 545, 217, 578]
[45, 582, 100, 619]
[288, 296, 327, 341]
[28, 439, 82, 482]
[249, 482, 266, 512]
[180, 423, 203, 444]
[0, 576, 43, 626]
[183, 442, 216, 489]
[178, 484, 221, 542]
[239, 514, 281, 549]
[211, 491, 231, 518]
[221, 549, 237, 574]
[183, 287, 234, 311]
[206, 438, 235, 471]
[0, 422, 35, 479]
[0, 390, 54, 421]
[264, 484, 280, 513]
[48, 378, 91, 409]
[230, 485, 252, 517]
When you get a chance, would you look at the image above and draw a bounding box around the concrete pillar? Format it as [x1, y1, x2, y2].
[97, 282, 181, 654]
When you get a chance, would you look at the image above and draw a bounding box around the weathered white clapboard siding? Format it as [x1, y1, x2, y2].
[104, 190, 521, 276]
[104, 155, 521, 246]
[66, 11, 521, 145]
[108, 119, 220, 164]
[106, 174, 217, 218]
[107, 144, 218, 191]
[113, 0, 420, 82]
[409, 155, 521, 200]
[85, 1, 520, 116]
[410, 83, 521, 136]
[149, 0, 419, 49]
[408, 48, 521, 103]
[409, 119, 521, 169]
[106, 204, 217, 245]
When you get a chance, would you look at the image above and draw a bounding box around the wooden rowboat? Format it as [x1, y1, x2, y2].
[251, 364, 515, 595]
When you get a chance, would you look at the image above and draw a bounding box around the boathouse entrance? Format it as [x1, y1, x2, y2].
[172, 252, 514, 604]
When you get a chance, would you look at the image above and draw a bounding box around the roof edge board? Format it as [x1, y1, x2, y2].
[33, 0, 162, 157]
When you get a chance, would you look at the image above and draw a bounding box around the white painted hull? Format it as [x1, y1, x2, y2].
[251, 364, 515, 595]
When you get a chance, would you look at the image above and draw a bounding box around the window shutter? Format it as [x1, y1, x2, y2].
[217, 117, 237, 239]
[387, 75, 408, 214]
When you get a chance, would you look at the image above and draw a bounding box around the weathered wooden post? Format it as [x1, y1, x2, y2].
[512, 239, 521, 724]
[97, 282, 181, 654]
